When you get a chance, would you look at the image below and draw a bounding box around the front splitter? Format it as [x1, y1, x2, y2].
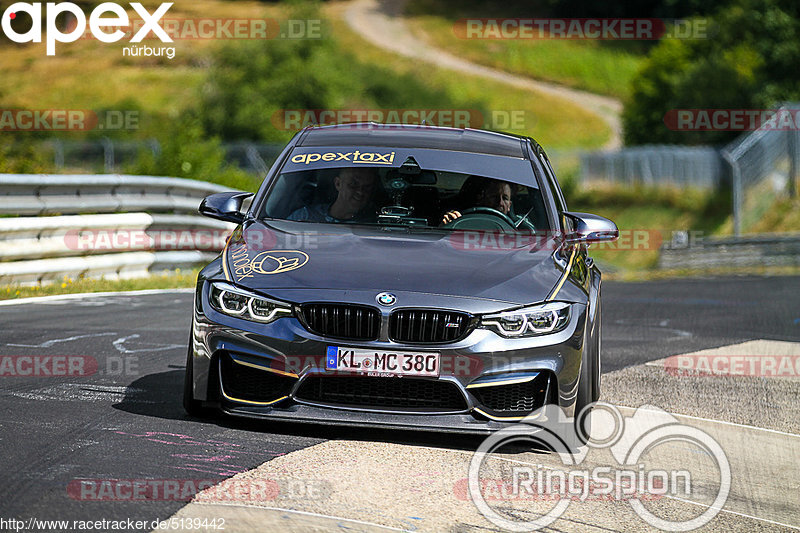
[220, 402, 520, 435]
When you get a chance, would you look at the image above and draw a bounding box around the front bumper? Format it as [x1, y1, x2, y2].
[223, 402, 526, 435]
[189, 280, 588, 434]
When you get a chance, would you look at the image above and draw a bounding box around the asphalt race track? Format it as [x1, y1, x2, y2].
[1, 276, 798, 532]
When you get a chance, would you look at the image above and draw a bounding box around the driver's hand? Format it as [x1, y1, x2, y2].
[441, 210, 462, 224]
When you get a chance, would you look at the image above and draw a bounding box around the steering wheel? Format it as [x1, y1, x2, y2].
[442, 207, 517, 231]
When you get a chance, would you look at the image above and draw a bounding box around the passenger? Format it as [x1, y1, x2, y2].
[288, 167, 378, 223]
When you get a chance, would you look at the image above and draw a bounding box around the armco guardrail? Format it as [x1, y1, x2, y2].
[0, 174, 241, 285]
[0, 174, 237, 215]
[659, 232, 800, 270]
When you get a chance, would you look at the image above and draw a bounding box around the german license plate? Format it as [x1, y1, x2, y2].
[326, 346, 440, 377]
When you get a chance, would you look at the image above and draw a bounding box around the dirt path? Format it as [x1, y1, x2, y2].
[341, 0, 623, 149]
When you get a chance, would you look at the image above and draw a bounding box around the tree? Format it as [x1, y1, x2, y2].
[623, 0, 800, 145]
[197, 3, 472, 142]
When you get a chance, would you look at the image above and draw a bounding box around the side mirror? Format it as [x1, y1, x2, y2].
[199, 192, 253, 224]
[563, 212, 619, 244]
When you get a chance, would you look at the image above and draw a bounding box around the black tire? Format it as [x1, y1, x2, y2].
[183, 341, 212, 418]
[592, 299, 602, 403]
[574, 300, 600, 445]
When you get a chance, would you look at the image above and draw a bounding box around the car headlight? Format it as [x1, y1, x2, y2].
[481, 302, 570, 337]
[209, 281, 293, 323]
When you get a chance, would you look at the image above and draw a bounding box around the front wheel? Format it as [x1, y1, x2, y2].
[183, 338, 212, 418]
[574, 301, 600, 444]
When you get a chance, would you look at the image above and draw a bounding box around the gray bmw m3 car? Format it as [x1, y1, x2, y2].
[184, 123, 618, 435]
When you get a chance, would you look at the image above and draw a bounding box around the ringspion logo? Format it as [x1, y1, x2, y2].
[1, 2, 173, 56]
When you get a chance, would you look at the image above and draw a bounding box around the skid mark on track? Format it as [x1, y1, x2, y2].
[112, 334, 185, 354]
[0, 288, 193, 307]
[610, 318, 693, 341]
[7, 332, 117, 348]
[113, 431, 287, 477]
[114, 431, 243, 448]
[4, 383, 155, 403]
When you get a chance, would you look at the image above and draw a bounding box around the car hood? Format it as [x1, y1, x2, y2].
[223, 220, 565, 307]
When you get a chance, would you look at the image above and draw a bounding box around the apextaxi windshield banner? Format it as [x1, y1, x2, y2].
[281, 146, 536, 186]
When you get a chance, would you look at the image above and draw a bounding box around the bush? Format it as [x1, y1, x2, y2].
[624, 0, 800, 146]
[0, 136, 52, 173]
[126, 115, 260, 191]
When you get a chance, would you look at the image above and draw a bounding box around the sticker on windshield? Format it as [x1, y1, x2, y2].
[290, 150, 396, 165]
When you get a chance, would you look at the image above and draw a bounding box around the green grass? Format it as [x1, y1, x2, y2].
[0, 6, 232, 121]
[325, 3, 610, 149]
[748, 196, 800, 233]
[0, 0, 611, 151]
[404, 2, 645, 99]
[566, 183, 731, 272]
[0, 1, 271, 117]
[715, 179, 800, 235]
[0, 270, 198, 301]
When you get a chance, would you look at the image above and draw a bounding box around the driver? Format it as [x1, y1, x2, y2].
[441, 178, 512, 224]
[288, 167, 378, 223]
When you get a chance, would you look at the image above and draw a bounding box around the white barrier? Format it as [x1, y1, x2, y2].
[0, 174, 236, 215]
[0, 251, 220, 285]
[0, 174, 242, 285]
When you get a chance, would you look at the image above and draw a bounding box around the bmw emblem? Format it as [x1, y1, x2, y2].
[376, 292, 396, 306]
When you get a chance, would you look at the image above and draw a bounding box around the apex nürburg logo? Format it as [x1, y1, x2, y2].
[1, 2, 174, 56]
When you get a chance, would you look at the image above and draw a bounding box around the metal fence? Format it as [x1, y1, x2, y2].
[43, 139, 285, 176]
[581, 103, 800, 237]
[721, 104, 800, 236]
[580, 145, 726, 189]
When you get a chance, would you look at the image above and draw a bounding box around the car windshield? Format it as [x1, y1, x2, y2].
[259, 166, 550, 232]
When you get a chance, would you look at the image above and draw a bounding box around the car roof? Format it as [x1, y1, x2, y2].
[297, 123, 530, 159]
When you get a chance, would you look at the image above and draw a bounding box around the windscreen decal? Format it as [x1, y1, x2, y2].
[282, 146, 537, 186]
[290, 150, 396, 165]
